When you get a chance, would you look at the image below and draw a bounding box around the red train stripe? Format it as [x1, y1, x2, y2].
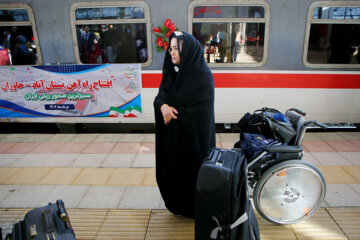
[142, 73, 360, 89]
[142, 73, 162, 88]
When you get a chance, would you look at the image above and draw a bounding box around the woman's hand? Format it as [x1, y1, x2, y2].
[160, 104, 178, 125]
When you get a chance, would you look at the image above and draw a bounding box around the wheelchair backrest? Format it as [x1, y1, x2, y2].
[285, 110, 306, 145]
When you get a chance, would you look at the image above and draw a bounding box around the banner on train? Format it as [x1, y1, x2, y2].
[0, 64, 142, 118]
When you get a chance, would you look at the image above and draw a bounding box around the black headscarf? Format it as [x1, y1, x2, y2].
[154, 31, 216, 218]
[157, 31, 214, 108]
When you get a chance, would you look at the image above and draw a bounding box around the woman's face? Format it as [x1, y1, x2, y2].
[169, 38, 180, 65]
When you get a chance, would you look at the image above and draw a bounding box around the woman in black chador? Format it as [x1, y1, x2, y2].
[154, 31, 216, 218]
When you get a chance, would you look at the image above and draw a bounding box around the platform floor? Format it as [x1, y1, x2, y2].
[1, 132, 360, 239]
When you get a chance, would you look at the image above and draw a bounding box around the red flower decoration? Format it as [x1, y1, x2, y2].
[152, 19, 180, 52]
[153, 27, 161, 33]
[163, 41, 169, 50]
[169, 23, 176, 31]
[156, 37, 163, 48]
[166, 30, 173, 38]
[164, 19, 172, 28]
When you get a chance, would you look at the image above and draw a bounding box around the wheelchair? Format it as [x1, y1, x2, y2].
[234, 108, 327, 225]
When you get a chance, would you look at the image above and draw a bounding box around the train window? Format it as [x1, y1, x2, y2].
[193, 6, 264, 18]
[70, 2, 151, 66]
[0, 9, 29, 21]
[304, 2, 360, 67]
[0, 4, 41, 65]
[313, 7, 360, 20]
[75, 7, 145, 20]
[189, 2, 270, 67]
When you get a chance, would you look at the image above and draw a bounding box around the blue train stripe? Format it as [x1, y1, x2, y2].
[32, 64, 109, 75]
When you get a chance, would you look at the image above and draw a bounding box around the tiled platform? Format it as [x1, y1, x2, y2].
[1, 208, 360, 239]
[0, 132, 360, 239]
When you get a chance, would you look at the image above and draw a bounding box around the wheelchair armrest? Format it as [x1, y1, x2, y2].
[264, 145, 303, 153]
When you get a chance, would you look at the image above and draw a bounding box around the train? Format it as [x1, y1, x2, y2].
[0, 0, 359, 131]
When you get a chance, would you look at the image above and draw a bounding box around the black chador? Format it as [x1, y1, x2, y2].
[154, 31, 216, 218]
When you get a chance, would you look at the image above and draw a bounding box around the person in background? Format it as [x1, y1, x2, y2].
[81, 26, 96, 63]
[12, 35, 35, 65]
[216, 24, 226, 62]
[153, 31, 216, 218]
[233, 24, 242, 62]
[100, 24, 117, 63]
[2, 30, 11, 50]
[0, 44, 11, 65]
[88, 43, 107, 64]
[116, 25, 137, 63]
[135, 24, 148, 63]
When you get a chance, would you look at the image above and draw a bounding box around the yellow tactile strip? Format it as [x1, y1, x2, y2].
[289, 208, 348, 240]
[327, 208, 360, 240]
[0, 208, 28, 226]
[2, 208, 360, 240]
[145, 210, 194, 239]
[97, 210, 150, 240]
[1, 166, 360, 186]
[68, 209, 108, 240]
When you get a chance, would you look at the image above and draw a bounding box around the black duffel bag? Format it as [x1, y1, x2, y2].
[237, 107, 297, 144]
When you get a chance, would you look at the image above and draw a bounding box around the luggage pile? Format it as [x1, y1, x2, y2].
[195, 107, 327, 238]
[194, 108, 293, 239]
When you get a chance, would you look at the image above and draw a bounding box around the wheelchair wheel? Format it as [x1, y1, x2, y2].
[253, 160, 326, 225]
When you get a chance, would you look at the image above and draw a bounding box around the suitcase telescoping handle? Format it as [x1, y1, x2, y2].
[207, 148, 232, 166]
[216, 151, 224, 166]
[215, 149, 229, 166]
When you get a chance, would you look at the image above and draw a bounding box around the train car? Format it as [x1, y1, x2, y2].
[0, 0, 359, 129]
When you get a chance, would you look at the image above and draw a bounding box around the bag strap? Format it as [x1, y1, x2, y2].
[210, 212, 248, 239]
[230, 212, 248, 229]
[254, 107, 281, 115]
[261, 115, 277, 140]
[42, 209, 55, 240]
[210, 216, 222, 239]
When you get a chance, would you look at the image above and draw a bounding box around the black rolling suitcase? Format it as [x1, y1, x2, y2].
[195, 148, 260, 240]
[6, 200, 75, 240]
